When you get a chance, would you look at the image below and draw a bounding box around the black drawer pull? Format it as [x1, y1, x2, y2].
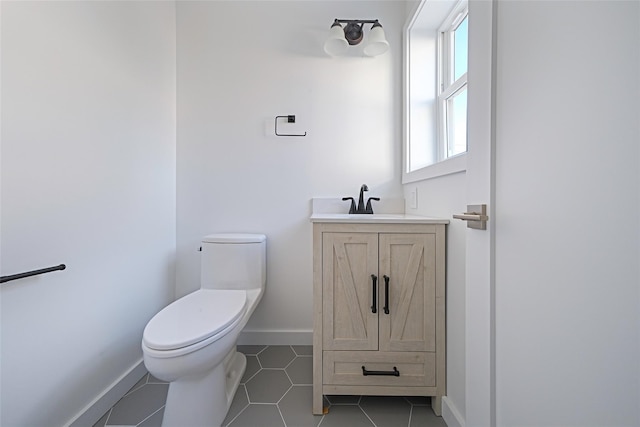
[371, 274, 377, 314]
[383, 275, 390, 314]
[361, 366, 400, 377]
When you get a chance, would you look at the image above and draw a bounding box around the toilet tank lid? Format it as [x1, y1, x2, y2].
[202, 233, 266, 243]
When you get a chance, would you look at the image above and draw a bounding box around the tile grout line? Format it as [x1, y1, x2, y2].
[102, 408, 113, 427]
[122, 373, 149, 398]
[358, 403, 377, 427]
[240, 359, 261, 384]
[282, 365, 295, 386]
[276, 402, 288, 427]
[135, 405, 164, 427]
[244, 402, 282, 405]
[283, 354, 297, 370]
[222, 401, 249, 427]
[275, 383, 293, 406]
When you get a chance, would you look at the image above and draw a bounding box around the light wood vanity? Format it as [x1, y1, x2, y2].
[311, 214, 448, 416]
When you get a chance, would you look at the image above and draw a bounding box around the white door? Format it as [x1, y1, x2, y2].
[465, 1, 640, 426]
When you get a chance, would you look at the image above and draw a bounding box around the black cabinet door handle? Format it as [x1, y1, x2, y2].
[383, 275, 390, 314]
[361, 366, 400, 376]
[371, 274, 377, 313]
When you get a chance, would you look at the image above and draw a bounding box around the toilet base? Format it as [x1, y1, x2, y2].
[161, 350, 247, 427]
[224, 350, 247, 409]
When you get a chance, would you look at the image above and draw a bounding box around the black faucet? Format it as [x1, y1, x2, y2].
[342, 185, 380, 214]
[357, 184, 368, 213]
[365, 197, 380, 214]
[342, 197, 356, 214]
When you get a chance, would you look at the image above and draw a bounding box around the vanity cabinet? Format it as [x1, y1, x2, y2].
[311, 219, 447, 416]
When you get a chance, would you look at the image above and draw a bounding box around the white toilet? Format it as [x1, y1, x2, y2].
[142, 233, 266, 427]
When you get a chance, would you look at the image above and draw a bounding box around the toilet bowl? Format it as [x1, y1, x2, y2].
[142, 234, 266, 427]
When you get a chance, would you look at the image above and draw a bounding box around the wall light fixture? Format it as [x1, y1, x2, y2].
[323, 19, 389, 57]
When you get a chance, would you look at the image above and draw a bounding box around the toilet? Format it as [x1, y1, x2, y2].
[142, 233, 266, 427]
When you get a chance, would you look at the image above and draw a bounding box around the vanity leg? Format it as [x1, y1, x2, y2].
[432, 395, 442, 416]
[312, 387, 324, 415]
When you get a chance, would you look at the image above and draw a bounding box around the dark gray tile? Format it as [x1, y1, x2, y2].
[319, 404, 374, 427]
[125, 374, 149, 396]
[92, 410, 110, 427]
[405, 396, 431, 406]
[238, 345, 267, 355]
[360, 396, 411, 427]
[138, 407, 164, 427]
[409, 404, 448, 427]
[285, 356, 312, 385]
[292, 345, 313, 356]
[223, 385, 249, 426]
[107, 383, 169, 425]
[245, 369, 292, 403]
[241, 355, 261, 383]
[326, 395, 361, 405]
[257, 346, 296, 368]
[278, 386, 322, 427]
[227, 404, 285, 427]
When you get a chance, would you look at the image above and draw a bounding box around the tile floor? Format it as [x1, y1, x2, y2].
[93, 345, 447, 427]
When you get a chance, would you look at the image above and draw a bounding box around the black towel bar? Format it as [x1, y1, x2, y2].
[1, 264, 66, 284]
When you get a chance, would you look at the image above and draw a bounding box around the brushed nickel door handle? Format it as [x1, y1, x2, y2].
[453, 204, 488, 230]
[452, 213, 488, 221]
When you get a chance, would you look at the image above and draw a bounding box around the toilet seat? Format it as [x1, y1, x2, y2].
[143, 289, 246, 352]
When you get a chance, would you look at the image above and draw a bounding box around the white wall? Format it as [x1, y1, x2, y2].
[0, 3, 176, 426]
[494, 1, 639, 425]
[176, 1, 406, 342]
[404, 174, 467, 425]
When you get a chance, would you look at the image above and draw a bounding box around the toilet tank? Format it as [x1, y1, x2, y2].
[200, 233, 266, 291]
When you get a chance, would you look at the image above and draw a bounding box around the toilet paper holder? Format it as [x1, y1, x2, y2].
[275, 115, 307, 137]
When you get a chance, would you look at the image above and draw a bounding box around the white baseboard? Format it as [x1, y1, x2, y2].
[65, 359, 147, 427]
[442, 396, 465, 427]
[238, 329, 313, 346]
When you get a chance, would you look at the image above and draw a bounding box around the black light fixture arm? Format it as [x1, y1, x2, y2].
[333, 18, 380, 25]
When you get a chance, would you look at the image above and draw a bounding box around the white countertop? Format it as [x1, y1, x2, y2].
[310, 213, 449, 224]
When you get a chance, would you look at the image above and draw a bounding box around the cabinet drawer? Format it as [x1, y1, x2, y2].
[323, 351, 435, 387]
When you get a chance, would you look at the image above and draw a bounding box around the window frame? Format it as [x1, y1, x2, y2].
[402, 0, 468, 184]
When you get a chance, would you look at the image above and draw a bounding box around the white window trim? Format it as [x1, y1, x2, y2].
[404, 153, 467, 183]
[403, 0, 468, 184]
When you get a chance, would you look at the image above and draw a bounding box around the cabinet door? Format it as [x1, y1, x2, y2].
[379, 233, 436, 352]
[323, 233, 379, 350]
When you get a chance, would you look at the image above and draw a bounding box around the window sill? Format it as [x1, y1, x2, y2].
[402, 153, 466, 184]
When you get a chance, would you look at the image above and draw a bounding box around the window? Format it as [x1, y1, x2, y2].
[438, 9, 468, 159]
[403, 0, 468, 183]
